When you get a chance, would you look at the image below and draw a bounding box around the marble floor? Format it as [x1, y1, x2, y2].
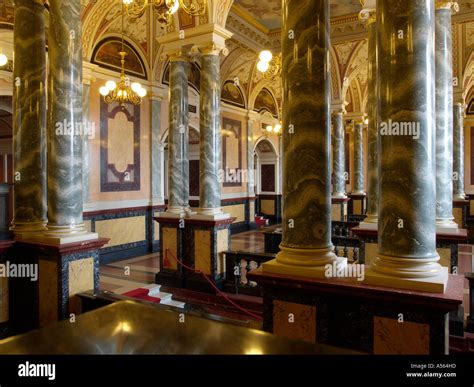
[99, 229, 267, 294]
[99, 230, 473, 319]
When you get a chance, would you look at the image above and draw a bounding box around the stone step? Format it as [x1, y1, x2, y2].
[160, 299, 186, 309]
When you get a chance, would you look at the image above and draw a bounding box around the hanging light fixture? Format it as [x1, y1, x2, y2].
[100, 3, 147, 106]
[0, 53, 7, 67]
[257, 50, 281, 80]
[122, 0, 206, 27]
[262, 122, 282, 138]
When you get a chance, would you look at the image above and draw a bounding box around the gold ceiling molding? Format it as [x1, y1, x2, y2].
[331, 13, 361, 26]
[230, 4, 270, 35]
[230, 6, 362, 36]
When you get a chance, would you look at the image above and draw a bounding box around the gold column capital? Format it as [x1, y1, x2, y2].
[435, 1, 459, 13]
[162, 49, 191, 63]
[192, 43, 229, 57]
[359, 8, 376, 26]
[332, 109, 346, 118]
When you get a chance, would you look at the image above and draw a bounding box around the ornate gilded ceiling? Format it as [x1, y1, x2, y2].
[233, 0, 363, 30]
[0, 0, 472, 110]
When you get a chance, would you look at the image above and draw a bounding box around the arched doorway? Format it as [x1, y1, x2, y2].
[254, 138, 281, 223]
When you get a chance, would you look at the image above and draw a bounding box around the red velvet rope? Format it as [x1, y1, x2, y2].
[165, 249, 263, 321]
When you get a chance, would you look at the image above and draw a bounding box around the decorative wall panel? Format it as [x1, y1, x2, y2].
[100, 101, 141, 192]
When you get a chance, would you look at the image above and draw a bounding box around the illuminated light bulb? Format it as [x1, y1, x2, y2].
[138, 88, 147, 98]
[122, 0, 133, 4]
[106, 80, 117, 91]
[99, 86, 109, 96]
[274, 124, 282, 133]
[257, 60, 269, 73]
[259, 50, 273, 63]
[117, 90, 123, 97]
[168, 0, 179, 14]
[266, 125, 273, 133]
[131, 82, 141, 93]
[0, 54, 7, 67]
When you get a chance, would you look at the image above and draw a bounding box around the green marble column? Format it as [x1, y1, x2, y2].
[370, 0, 445, 289]
[167, 52, 190, 215]
[361, 8, 378, 224]
[353, 121, 366, 195]
[332, 112, 347, 198]
[273, 0, 338, 269]
[198, 45, 224, 217]
[82, 83, 91, 204]
[435, 1, 458, 228]
[46, 0, 88, 240]
[453, 103, 466, 199]
[11, 0, 47, 236]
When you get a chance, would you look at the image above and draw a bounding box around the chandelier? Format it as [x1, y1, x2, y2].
[100, 4, 147, 105]
[257, 50, 281, 80]
[122, 0, 206, 26]
[262, 122, 282, 138]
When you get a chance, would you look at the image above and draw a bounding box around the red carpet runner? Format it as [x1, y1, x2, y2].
[122, 288, 161, 304]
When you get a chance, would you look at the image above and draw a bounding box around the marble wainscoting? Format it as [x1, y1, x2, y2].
[184, 196, 257, 234]
[84, 204, 166, 264]
[154, 216, 234, 292]
[7, 238, 108, 334]
[255, 194, 282, 225]
[249, 268, 463, 354]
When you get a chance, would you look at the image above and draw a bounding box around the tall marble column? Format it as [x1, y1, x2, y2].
[361, 7, 378, 223]
[82, 83, 91, 205]
[167, 52, 190, 215]
[198, 45, 225, 217]
[265, 0, 342, 274]
[151, 96, 165, 205]
[367, 0, 446, 292]
[353, 121, 366, 195]
[453, 102, 466, 199]
[332, 111, 347, 198]
[435, 1, 459, 228]
[11, 0, 47, 236]
[246, 117, 255, 198]
[46, 0, 92, 241]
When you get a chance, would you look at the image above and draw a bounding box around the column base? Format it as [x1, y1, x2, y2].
[263, 257, 347, 279]
[332, 193, 347, 199]
[158, 211, 187, 219]
[183, 206, 197, 216]
[165, 206, 187, 217]
[351, 191, 366, 196]
[359, 215, 378, 230]
[453, 194, 466, 200]
[363, 266, 448, 293]
[193, 212, 231, 221]
[276, 245, 338, 267]
[11, 221, 47, 240]
[32, 227, 99, 246]
[198, 207, 224, 217]
[435, 218, 459, 234]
